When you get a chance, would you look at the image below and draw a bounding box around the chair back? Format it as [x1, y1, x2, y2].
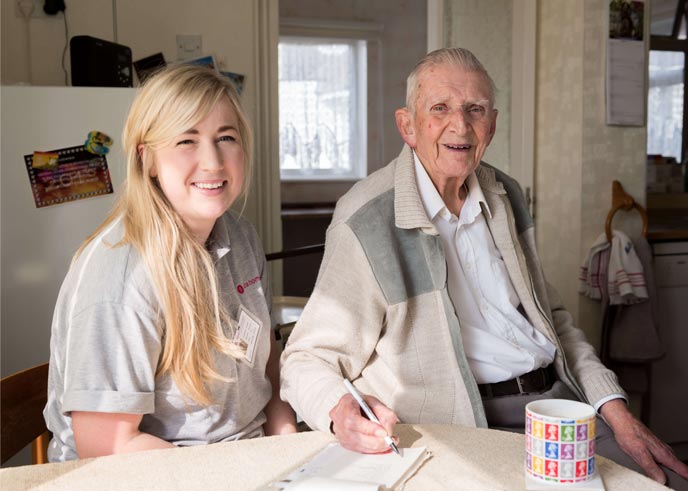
[272, 296, 309, 349]
[1, 363, 50, 465]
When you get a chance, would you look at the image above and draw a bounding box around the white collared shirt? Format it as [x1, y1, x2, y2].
[413, 153, 556, 384]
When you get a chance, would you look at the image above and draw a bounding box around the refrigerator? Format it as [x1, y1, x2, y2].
[1, 86, 137, 379]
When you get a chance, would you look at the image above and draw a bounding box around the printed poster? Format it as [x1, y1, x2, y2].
[24, 145, 114, 208]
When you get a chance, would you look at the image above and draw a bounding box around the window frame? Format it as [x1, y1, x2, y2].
[278, 18, 382, 190]
[650, 0, 688, 163]
[278, 35, 368, 181]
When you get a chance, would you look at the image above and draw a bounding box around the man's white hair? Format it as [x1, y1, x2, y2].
[405, 47, 497, 114]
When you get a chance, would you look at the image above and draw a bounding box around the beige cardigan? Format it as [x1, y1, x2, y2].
[280, 145, 625, 433]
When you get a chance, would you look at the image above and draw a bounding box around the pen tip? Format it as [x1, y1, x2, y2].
[391, 443, 401, 456]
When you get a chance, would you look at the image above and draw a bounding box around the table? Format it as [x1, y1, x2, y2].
[0, 424, 665, 490]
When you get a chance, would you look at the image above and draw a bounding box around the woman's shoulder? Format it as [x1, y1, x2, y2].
[66, 219, 155, 310]
[74, 219, 138, 270]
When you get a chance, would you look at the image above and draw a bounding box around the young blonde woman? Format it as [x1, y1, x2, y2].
[44, 64, 296, 462]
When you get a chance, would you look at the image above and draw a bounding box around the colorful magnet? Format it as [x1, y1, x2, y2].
[84, 131, 113, 155]
[31, 151, 60, 169]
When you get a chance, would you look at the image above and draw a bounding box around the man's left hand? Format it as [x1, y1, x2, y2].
[600, 398, 688, 484]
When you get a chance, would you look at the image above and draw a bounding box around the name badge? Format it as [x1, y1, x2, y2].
[234, 306, 262, 366]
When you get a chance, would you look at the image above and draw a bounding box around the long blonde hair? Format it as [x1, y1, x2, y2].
[76, 64, 253, 405]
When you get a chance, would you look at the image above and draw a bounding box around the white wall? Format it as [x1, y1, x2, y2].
[536, 0, 648, 348]
[445, 0, 513, 175]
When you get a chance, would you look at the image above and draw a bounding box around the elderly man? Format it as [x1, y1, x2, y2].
[280, 48, 688, 488]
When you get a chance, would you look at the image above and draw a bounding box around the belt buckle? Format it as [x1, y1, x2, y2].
[516, 375, 525, 395]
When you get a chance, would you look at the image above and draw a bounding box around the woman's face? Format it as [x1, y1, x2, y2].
[149, 98, 245, 241]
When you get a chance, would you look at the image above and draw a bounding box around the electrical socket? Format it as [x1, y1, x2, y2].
[177, 35, 202, 61]
[15, 0, 48, 18]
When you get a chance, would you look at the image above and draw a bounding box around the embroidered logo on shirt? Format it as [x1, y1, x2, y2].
[236, 276, 260, 294]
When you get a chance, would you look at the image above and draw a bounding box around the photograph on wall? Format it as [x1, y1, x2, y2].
[221, 71, 245, 95]
[609, 0, 644, 41]
[24, 145, 114, 208]
[181, 55, 219, 72]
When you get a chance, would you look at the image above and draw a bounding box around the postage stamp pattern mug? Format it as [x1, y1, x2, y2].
[525, 399, 596, 484]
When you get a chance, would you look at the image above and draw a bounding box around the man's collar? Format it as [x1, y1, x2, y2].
[413, 151, 446, 221]
[412, 150, 492, 221]
[393, 145, 435, 231]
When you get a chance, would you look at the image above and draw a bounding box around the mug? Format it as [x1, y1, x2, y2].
[525, 399, 596, 484]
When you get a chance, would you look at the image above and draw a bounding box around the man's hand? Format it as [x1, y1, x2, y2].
[600, 399, 688, 484]
[329, 393, 399, 454]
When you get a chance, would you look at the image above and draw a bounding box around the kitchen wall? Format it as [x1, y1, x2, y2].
[2, 0, 257, 88]
[536, 0, 648, 349]
[445, 0, 512, 175]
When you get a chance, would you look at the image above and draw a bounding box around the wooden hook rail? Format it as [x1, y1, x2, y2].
[604, 180, 648, 242]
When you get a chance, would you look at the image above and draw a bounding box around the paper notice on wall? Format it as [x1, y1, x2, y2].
[606, 0, 646, 126]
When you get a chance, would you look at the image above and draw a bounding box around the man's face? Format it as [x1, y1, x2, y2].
[396, 64, 497, 186]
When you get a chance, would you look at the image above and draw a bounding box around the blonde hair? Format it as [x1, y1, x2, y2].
[76, 64, 253, 405]
[405, 47, 497, 115]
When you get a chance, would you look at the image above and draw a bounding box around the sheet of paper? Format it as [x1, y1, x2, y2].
[606, 39, 645, 126]
[276, 444, 431, 491]
[283, 476, 380, 491]
[605, 0, 646, 126]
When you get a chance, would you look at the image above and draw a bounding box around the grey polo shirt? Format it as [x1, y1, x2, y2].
[44, 211, 273, 462]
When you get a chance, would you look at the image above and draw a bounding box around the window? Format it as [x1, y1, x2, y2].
[649, 0, 688, 164]
[648, 50, 684, 161]
[278, 37, 367, 180]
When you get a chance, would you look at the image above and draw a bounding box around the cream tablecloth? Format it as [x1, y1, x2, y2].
[0, 424, 665, 490]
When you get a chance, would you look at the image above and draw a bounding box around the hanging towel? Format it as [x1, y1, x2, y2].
[578, 233, 611, 301]
[604, 235, 664, 363]
[579, 230, 648, 305]
[607, 230, 648, 305]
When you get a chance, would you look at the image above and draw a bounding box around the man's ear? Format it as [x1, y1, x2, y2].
[139, 144, 157, 178]
[395, 108, 416, 148]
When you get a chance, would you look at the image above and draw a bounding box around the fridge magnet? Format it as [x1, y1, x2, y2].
[24, 145, 114, 208]
[31, 151, 60, 170]
[221, 71, 245, 95]
[84, 130, 113, 155]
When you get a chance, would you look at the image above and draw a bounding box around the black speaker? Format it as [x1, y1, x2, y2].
[70, 36, 133, 87]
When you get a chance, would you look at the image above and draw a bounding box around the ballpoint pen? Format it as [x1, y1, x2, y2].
[343, 378, 401, 456]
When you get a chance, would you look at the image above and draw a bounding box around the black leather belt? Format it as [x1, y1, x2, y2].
[478, 364, 556, 398]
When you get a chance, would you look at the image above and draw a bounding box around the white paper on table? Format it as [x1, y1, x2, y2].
[273, 444, 431, 491]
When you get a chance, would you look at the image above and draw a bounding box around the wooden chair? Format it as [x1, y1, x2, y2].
[1, 363, 50, 465]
